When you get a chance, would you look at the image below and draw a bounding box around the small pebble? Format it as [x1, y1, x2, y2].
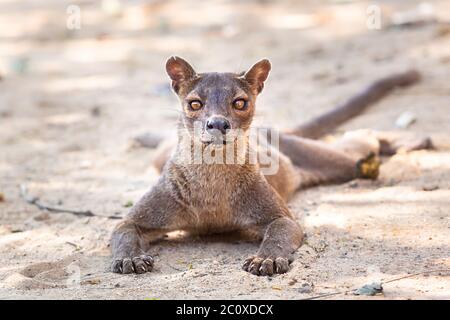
[422, 184, 439, 191]
[123, 201, 133, 208]
[395, 111, 416, 129]
[298, 283, 313, 294]
[349, 181, 358, 188]
[34, 212, 50, 221]
[91, 106, 101, 117]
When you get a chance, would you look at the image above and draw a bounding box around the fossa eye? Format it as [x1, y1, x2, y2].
[233, 99, 247, 110]
[189, 100, 203, 111]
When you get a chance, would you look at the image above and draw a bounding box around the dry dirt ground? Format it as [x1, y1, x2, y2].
[0, 0, 449, 299]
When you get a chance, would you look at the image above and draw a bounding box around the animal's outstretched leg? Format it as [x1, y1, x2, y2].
[242, 217, 303, 276]
[279, 129, 434, 190]
[331, 129, 433, 157]
[278, 133, 380, 189]
[374, 131, 433, 155]
[234, 182, 304, 276]
[111, 178, 185, 274]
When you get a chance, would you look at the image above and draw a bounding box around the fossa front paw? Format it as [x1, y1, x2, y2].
[242, 255, 290, 276]
[111, 255, 154, 274]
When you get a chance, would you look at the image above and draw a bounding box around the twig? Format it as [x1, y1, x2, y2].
[167, 263, 185, 272]
[300, 268, 450, 300]
[382, 269, 450, 284]
[65, 241, 83, 251]
[300, 291, 342, 300]
[19, 184, 121, 219]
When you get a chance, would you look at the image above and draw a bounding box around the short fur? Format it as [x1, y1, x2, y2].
[110, 57, 431, 276]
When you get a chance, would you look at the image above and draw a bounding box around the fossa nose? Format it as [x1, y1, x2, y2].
[205, 116, 231, 135]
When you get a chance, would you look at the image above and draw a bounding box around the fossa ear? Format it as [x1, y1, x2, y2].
[166, 56, 197, 94]
[244, 59, 271, 94]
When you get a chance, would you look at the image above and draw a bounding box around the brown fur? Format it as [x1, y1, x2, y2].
[111, 57, 431, 276]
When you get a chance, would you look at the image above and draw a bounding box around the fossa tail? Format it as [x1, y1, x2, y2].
[287, 70, 421, 139]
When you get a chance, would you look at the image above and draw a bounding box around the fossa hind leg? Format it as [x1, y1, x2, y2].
[330, 129, 433, 157]
[278, 129, 433, 189]
[278, 133, 379, 189]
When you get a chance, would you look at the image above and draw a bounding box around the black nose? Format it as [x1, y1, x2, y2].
[206, 117, 231, 135]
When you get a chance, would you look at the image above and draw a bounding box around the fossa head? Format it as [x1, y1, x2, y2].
[166, 56, 271, 146]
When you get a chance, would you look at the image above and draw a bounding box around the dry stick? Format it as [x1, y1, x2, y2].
[19, 184, 121, 219]
[300, 268, 450, 300]
[382, 269, 450, 284]
[288, 70, 422, 139]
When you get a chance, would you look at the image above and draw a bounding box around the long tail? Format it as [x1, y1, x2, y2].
[286, 70, 421, 139]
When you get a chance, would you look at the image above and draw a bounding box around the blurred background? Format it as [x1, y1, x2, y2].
[0, 0, 449, 299]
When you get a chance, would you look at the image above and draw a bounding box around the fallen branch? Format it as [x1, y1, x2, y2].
[19, 184, 121, 219]
[300, 268, 450, 300]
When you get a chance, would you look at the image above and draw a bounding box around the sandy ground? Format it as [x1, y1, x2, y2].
[0, 0, 449, 299]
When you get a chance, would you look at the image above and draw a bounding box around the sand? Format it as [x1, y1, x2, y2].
[0, 0, 449, 299]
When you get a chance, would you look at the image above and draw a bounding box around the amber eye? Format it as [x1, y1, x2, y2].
[233, 99, 247, 110]
[189, 100, 203, 111]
